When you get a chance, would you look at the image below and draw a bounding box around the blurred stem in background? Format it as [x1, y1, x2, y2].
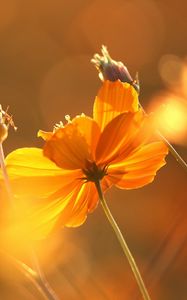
[31, 250, 60, 300]
[3, 252, 59, 300]
[95, 179, 151, 300]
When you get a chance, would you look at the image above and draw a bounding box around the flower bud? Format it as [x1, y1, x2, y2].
[91, 46, 140, 93]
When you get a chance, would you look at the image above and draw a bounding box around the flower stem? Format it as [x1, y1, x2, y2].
[139, 104, 187, 172]
[157, 131, 187, 172]
[95, 180, 151, 300]
[0, 143, 13, 205]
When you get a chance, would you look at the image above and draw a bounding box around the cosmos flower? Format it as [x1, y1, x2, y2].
[1, 81, 168, 239]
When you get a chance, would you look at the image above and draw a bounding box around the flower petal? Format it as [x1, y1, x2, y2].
[72, 115, 101, 157]
[53, 176, 112, 228]
[93, 80, 138, 131]
[63, 182, 95, 227]
[50, 181, 95, 229]
[38, 130, 53, 141]
[96, 110, 147, 165]
[5, 178, 82, 240]
[5, 147, 79, 197]
[107, 141, 168, 189]
[1, 147, 113, 239]
[44, 115, 100, 170]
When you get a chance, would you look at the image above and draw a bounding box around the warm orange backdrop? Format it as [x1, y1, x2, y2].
[0, 1, 186, 299]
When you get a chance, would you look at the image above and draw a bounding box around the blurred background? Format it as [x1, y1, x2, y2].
[0, 0, 187, 299]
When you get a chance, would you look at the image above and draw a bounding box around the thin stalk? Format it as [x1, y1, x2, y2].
[6, 254, 47, 299]
[0, 143, 13, 205]
[0, 142, 59, 300]
[32, 250, 60, 300]
[3, 252, 56, 300]
[157, 131, 187, 171]
[140, 104, 187, 172]
[95, 180, 151, 300]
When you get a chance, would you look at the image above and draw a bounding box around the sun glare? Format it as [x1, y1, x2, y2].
[149, 95, 187, 145]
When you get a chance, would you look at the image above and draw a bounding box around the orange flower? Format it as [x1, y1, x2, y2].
[2, 81, 168, 239]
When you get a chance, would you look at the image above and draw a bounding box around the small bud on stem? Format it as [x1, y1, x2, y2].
[91, 46, 140, 92]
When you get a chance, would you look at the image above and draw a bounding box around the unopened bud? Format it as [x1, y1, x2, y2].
[0, 123, 8, 142]
[91, 46, 140, 93]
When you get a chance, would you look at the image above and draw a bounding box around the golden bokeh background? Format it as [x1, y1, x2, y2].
[0, 0, 187, 299]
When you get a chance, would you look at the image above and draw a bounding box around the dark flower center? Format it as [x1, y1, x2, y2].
[82, 161, 107, 182]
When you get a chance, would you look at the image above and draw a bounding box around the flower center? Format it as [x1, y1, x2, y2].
[82, 161, 107, 182]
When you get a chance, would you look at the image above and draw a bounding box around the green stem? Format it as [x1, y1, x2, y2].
[95, 180, 151, 300]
